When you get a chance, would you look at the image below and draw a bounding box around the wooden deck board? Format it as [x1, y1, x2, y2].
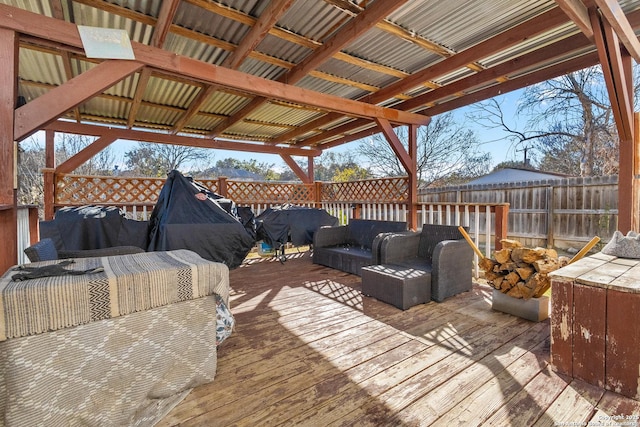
[160, 251, 639, 426]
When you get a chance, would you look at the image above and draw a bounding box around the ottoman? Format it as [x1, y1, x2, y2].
[361, 264, 431, 310]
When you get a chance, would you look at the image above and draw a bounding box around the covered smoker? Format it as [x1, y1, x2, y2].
[147, 170, 255, 268]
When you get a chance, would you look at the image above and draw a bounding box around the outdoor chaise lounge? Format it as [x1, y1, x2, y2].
[361, 224, 473, 309]
[312, 219, 407, 275]
[0, 249, 232, 426]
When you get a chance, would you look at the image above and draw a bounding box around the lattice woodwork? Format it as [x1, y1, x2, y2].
[226, 181, 315, 204]
[54, 175, 408, 207]
[55, 175, 167, 206]
[321, 177, 408, 202]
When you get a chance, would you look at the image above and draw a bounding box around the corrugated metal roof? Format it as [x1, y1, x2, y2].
[3, 0, 640, 153]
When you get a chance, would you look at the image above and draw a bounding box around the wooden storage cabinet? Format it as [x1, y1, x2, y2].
[550, 253, 640, 399]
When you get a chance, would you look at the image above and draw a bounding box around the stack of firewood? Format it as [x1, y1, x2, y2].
[479, 239, 570, 299]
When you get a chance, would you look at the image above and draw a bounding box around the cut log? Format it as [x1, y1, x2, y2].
[494, 248, 512, 264]
[515, 266, 535, 281]
[532, 258, 560, 274]
[500, 239, 523, 249]
[479, 238, 565, 299]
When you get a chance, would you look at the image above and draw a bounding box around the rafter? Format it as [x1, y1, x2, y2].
[316, 51, 601, 150]
[283, 8, 572, 146]
[221, 0, 294, 69]
[555, 0, 594, 39]
[151, 0, 180, 48]
[14, 60, 144, 140]
[595, 0, 640, 62]
[208, 0, 409, 137]
[46, 121, 322, 157]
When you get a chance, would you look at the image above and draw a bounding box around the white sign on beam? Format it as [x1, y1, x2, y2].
[78, 25, 135, 60]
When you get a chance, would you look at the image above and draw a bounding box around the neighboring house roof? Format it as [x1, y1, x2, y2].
[466, 168, 568, 185]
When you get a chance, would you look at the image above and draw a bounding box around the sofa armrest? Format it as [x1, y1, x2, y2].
[378, 231, 420, 264]
[313, 225, 348, 248]
[431, 239, 473, 301]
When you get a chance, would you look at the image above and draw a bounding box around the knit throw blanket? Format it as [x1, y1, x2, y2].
[0, 249, 229, 341]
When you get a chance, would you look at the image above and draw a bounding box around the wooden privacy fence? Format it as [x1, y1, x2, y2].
[419, 175, 619, 250]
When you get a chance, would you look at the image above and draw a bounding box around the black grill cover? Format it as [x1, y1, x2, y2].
[40, 205, 149, 251]
[147, 170, 255, 268]
[256, 204, 339, 248]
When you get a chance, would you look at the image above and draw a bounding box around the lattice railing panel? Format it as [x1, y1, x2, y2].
[321, 177, 408, 202]
[55, 175, 166, 206]
[226, 181, 315, 204]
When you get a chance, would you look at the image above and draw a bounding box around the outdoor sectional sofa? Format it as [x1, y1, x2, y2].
[0, 249, 232, 426]
[312, 219, 407, 275]
[361, 224, 473, 309]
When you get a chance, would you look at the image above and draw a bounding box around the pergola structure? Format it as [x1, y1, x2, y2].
[1, 0, 640, 273]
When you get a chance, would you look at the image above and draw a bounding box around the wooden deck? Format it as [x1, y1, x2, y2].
[160, 250, 640, 426]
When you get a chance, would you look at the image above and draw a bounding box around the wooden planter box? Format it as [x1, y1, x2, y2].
[491, 289, 550, 322]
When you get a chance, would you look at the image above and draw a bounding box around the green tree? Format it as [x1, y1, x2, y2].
[124, 143, 213, 176]
[278, 151, 372, 182]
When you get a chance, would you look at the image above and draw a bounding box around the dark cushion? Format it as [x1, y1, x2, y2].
[24, 238, 59, 262]
[345, 219, 406, 250]
[417, 225, 466, 259]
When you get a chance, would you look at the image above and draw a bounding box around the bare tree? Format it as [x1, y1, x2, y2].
[357, 112, 491, 187]
[469, 67, 638, 176]
[56, 133, 118, 176]
[124, 142, 213, 177]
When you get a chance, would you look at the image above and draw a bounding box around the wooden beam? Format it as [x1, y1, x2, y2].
[280, 154, 312, 184]
[287, 0, 408, 83]
[375, 118, 412, 173]
[55, 134, 118, 175]
[45, 121, 322, 157]
[407, 124, 418, 230]
[399, 32, 591, 112]
[318, 51, 600, 149]
[591, 8, 633, 142]
[0, 5, 429, 128]
[210, 0, 409, 135]
[364, 7, 570, 105]
[127, 67, 152, 128]
[151, 0, 180, 48]
[595, 0, 640, 62]
[14, 60, 144, 141]
[171, 85, 216, 134]
[275, 9, 572, 145]
[221, 0, 295, 70]
[633, 113, 640, 232]
[44, 129, 55, 220]
[555, 0, 594, 39]
[0, 27, 18, 271]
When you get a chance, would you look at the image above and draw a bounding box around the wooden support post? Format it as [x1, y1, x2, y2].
[314, 181, 322, 209]
[407, 124, 418, 230]
[352, 203, 362, 220]
[494, 204, 509, 251]
[0, 28, 18, 272]
[633, 112, 640, 232]
[28, 206, 39, 244]
[217, 176, 228, 197]
[43, 129, 55, 220]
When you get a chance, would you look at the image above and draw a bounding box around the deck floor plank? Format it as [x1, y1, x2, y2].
[160, 251, 638, 427]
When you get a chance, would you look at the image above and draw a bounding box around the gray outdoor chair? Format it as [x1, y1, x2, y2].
[361, 224, 473, 309]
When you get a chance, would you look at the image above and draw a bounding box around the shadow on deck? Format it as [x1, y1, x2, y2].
[161, 250, 639, 426]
